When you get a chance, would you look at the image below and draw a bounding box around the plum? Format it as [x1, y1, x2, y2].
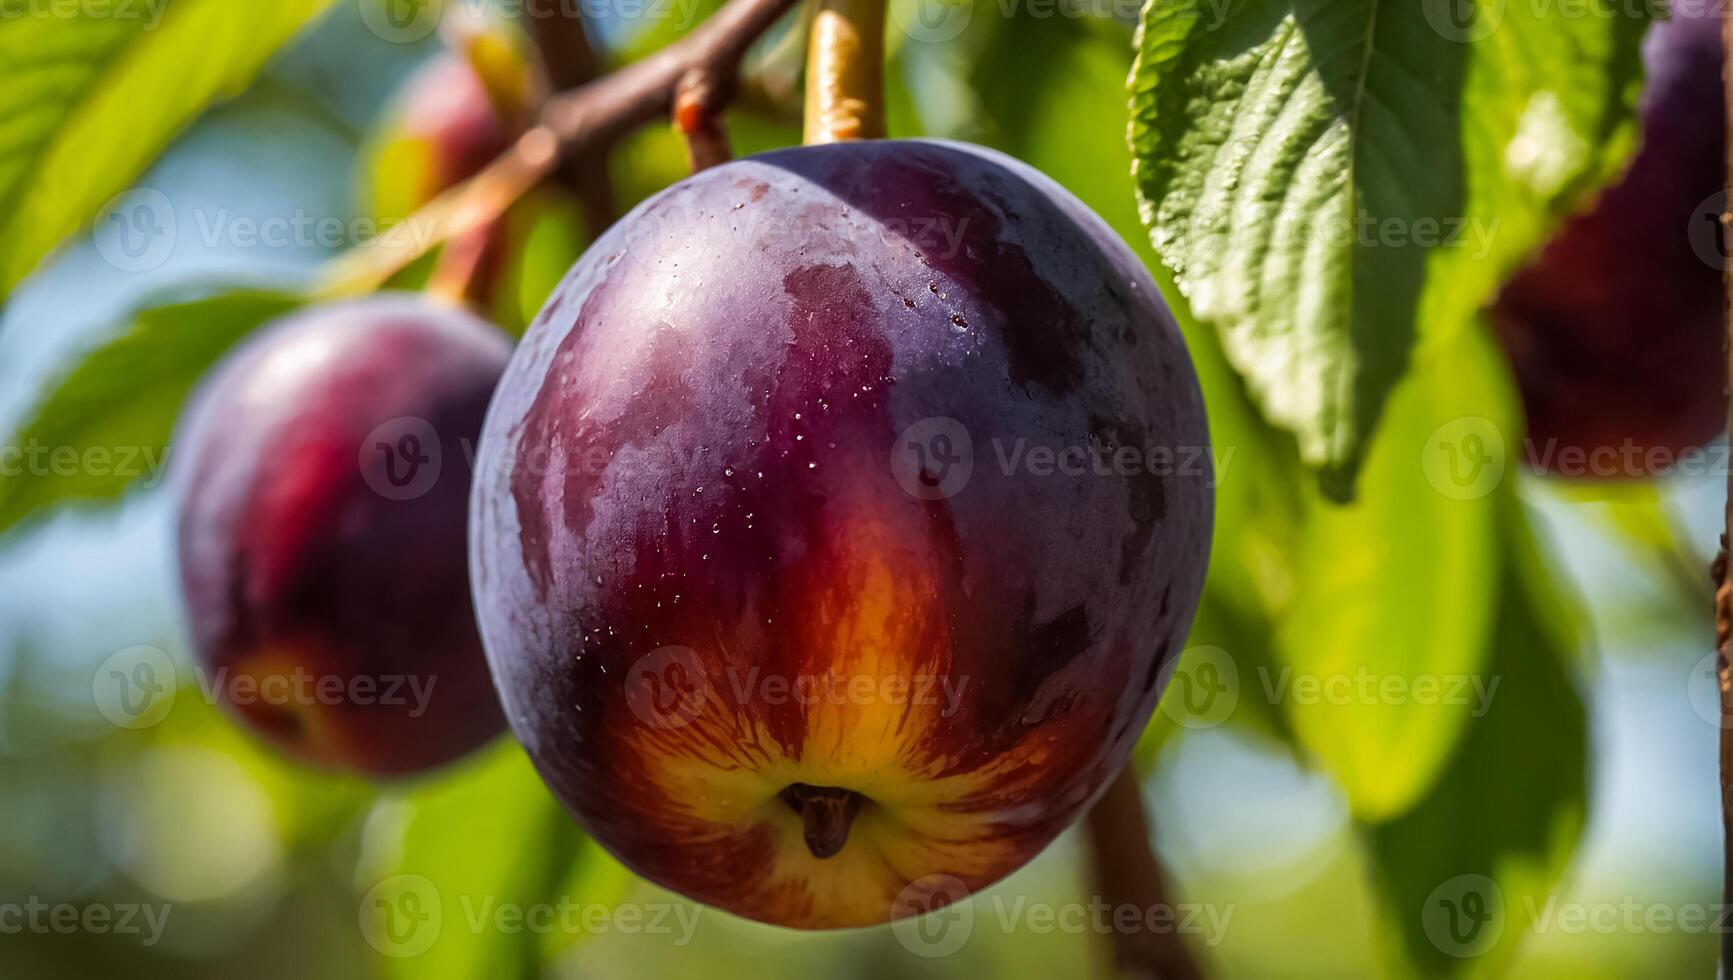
[1490, 8, 1725, 477]
[175, 296, 510, 776]
[470, 139, 1212, 927]
[363, 49, 528, 222]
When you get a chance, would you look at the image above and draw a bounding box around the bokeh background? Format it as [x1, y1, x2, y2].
[0, 1, 1722, 977]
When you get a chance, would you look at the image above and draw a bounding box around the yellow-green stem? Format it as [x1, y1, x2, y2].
[803, 0, 886, 143]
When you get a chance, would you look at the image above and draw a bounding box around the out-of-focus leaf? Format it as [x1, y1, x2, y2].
[1130, 0, 1651, 496]
[1367, 491, 1587, 976]
[0, 0, 335, 301]
[354, 741, 600, 979]
[1274, 323, 1515, 820]
[0, 287, 303, 535]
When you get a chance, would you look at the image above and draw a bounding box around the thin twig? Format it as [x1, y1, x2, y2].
[1085, 766, 1205, 980]
[318, 0, 802, 298]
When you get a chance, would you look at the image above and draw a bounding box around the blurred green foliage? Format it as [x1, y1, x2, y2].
[0, 1, 1721, 978]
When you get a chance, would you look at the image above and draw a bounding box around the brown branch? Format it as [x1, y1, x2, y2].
[527, 6, 617, 232]
[1085, 765, 1205, 980]
[1720, 9, 1733, 974]
[318, 0, 802, 298]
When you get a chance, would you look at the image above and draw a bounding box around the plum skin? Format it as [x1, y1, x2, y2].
[470, 139, 1212, 928]
[1491, 9, 1725, 476]
[175, 296, 510, 776]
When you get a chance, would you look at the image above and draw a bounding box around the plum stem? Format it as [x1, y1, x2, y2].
[780, 783, 865, 859]
[803, 0, 887, 144]
[1720, 10, 1733, 973]
[317, 0, 804, 299]
[1085, 765, 1205, 980]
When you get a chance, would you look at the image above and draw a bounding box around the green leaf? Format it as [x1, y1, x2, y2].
[1367, 493, 1587, 976]
[1273, 322, 1515, 819]
[355, 741, 617, 979]
[0, 0, 335, 300]
[1129, 0, 1651, 496]
[0, 287, 302, 534]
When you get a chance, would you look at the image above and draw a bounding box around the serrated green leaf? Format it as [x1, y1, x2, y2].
[0, 0, 335, 300]
[1130, 0, 1651, 495]
[1366, 492, 1587, 977]
[1274, 322, 1515, 819]
[0, 287, 303, 534]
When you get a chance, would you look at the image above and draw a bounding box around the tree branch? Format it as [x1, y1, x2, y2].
[1085, 765, 1205, 980]
[318, 0, 802, 298]
[527, 6, 617, 232]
